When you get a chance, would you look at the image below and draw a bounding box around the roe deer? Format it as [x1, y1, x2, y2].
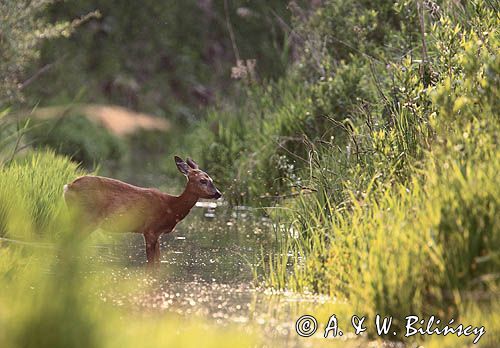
[63, 156, 221, 267]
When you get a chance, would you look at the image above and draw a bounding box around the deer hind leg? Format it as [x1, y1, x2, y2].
[65, 201, 99, 236]
[71, 212, 98, 237]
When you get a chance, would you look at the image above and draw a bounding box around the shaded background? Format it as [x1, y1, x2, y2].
[19, 0, 299, 187]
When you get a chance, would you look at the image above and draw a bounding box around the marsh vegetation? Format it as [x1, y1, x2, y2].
[1, 0, 499, 347]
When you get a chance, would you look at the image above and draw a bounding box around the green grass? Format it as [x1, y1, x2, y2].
[186, 75, 313, 204]
[0, 150, 86, 239]
[183, 0, 500, 343]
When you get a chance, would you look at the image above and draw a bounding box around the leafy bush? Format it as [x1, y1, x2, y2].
[0, 1, 96, 105]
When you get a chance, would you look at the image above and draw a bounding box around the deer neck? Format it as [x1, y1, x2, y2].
[171, 186, 199, 220]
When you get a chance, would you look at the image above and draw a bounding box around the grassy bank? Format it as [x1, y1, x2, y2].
[0, 150, 86, 239]
[187, 0, 500, 342]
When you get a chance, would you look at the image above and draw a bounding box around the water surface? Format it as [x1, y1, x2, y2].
[89, 203, 382, 347]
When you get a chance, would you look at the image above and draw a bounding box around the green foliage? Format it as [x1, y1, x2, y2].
[28, 114, 125, 168]
[189, 0, 499, 340]
[30, 0, 293, 119]
[188, 76, 315, 204]
[191, 0, 426, 203]
[0, 150, 86, 239]
[1, 0, 498, 346]
[296, 0, 417, 68]
[0, 111, 30, 165]
[0, 0, 96, 105]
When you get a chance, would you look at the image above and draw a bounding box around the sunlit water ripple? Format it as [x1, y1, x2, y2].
[86, 203, 393, 347]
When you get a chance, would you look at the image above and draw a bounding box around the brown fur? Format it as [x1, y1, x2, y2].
[63, 157, 221, 267]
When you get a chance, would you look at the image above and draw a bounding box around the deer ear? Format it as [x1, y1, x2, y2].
[186, 158, 199, 169]
[174, 156, 190, 175]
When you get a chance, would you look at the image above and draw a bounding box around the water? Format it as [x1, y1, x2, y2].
[88, 203, 387, 347]
[92, 202, 269, 282]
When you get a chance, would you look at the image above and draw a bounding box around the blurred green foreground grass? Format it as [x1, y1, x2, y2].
[0, 150, 259, 348]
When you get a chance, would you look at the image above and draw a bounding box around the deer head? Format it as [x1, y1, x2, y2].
[174, 156, 222, 199]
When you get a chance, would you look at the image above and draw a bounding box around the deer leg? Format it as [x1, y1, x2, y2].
[144, 234, 158, 267]
[70, 210, 97, 237]
[154, 239, 161, 265]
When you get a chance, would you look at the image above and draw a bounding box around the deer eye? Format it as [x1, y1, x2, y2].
[200, 179, 208, 185]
